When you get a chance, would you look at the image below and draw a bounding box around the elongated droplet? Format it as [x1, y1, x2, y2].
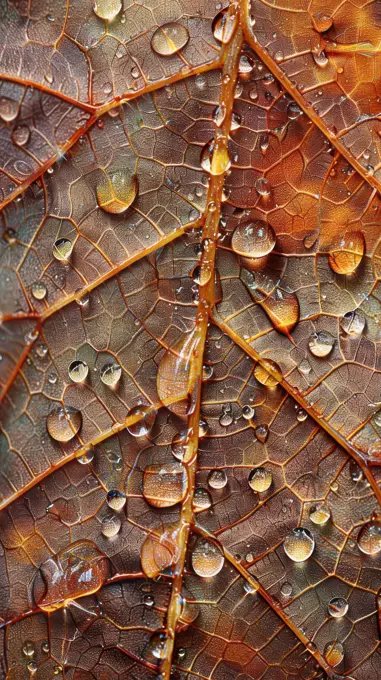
[157, 329, 198, 416]
[31, 281, 47, 301]
[141, 524, 180, 578]
[309, 331, 335, 357]
[357, 520, 381, 555]
[97, 169, 138, 214]
[212, 7, 238, 43]
[68, 359, 89, 383]
[143, 462, 187, 507]
[232, 220, 276, 258]
[200, 139, 231, 175]
[192, 538, 224, 577]
[324, 641, 344, 667]
[106, 489, 126, 511]
[151, 22, 189, 56]
[254, 359, 282, 387]
[248, 467, 272, 492]
[283, 527, 315, 562]
[328, 230, 365, 275]
[145, 632, 168, 663]
[46, 406, 82, 442]
[100, 361, 122, 388]
[22, 641, 35, 659]
[177, 589, 200, 631]
[53, 238, 73, 261]
[0, 97, 18, 121]
[126, 405, 156, 437]
[32, 540, 109, 611]
[12, 125, 30, 146]
[328, 597, 348, 618]
[92, 0, 121, 20]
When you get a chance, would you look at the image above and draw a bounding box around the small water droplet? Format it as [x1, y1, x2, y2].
[151, 22, 189, 56]
[255, 424, 269, 443]
[171, 430, 188, 461]
[328, 231, 365, 275]
[0, 97, 18, 121]
[213, 104, 226, 127]
[248, 467, 272, 492]
[192, 538, 224, 577]
[101, 514, 122, 538]
[100, 361, 122, 388]
[202, 364, 214, 380]
[46, 406, 82, 442]
[68, 359, 89, 383]
[280, 582, 293, 597]
[340, 309, 366, 336]
[157, 329, 198, 417]
[219, 404, 233, 427]
[77, 449, 95, 465]
[309, 502, 331, 525]
[350, 460, 363, 482]
[208, 469, 227, 489]
[126, 405, 156, 437]
[92, 0, 122, 21]
[41, 641, 49, 654]
[283, 527, 315, 562]
[239, 53, 254, 74]
[106, 489, 126, 511]
[27, 661, 38, 674]
[328, 597, 348, 618]
[232, 220, 276, 258]
[97, 169, 138, 214]
[193, 487, 212, 511]
[3, 228, 17, 244]
[12, 125, 30, 146]
[242, 404, 255, 420]
[254, 359, 282, 387]
[255, 177, 271, 197]
[31, 281, 47, 301]
[23, 641, 35, 659]
[200, 139, 231, 175]
[145, 631, 168, 662]
[312, 12, 333, 32]
[53, 238, 73, 261]
[296, 408, 307, 422]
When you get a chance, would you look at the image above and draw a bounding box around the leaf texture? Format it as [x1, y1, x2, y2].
[1, 2, 381, 679]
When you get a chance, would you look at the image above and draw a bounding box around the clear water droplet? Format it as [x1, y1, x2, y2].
[31, 281, 47, 301]
[97, 169, 138, 214]
[328, 597, 348, 618]
[254, 359, 282, 387]
[101, 514, 122, 538]
[212, 7, 238, 44]
[242, 404, 255, 420]
[340, 309, 366, 336]
[0, 97, 18, 121]
[296, 408, 307, 422]
[309, 502, 331, 525]
[232, 220, 276, 258]
[324, 641, 344, 667]
[126, 405, 156, 437]
[143, 462, 187, 507]
[208, 469, 227, 489]
[200, 139, 231, 175]
[77, 449, 95, 465]
[192, 538, 224, 577]
[12, 125, 30, 146]
[309, 331, 335, 357]
[328, 231, 365, 275]
[100, 361, 122, 388]
[151, 22, 189, 56]
[68, 360, 89, 383]
[53, 238, 73, 261]
[357, 520, 381, 555]
[92, 0, 122, 21]
[23, 641, 35, 659]
[193, 487, 212, 511]
[283, 527, 315, 562]
[46, 406, 82, 442]
[106, 489, 126, 511]
[255, 177, 271, 197]
[255, 424, 269, 443]
[248, 467, 272, 492]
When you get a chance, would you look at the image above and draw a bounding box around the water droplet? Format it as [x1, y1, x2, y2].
[280, 582, 293, 597]
[77, 449, 95, 465]
[254, 359, 282, 387]
[177, 590, 200, 631]
[249, 84, 258, 100]
[0, 97, 18, 121]
[68, 359, 89, 383]
[312, 11, 333, 32]
[92, 0, 122, 21]
[3, 228, 17, 244]
[357, 520, 381, 555]
[192, 263, 212, 286]
[193, 487, 212, 511]
[143, 462, 187, 507]
[31, 281, 47, 301]
[41, 641, 49, 654]
[242, 405, 255, 420]
[12, 125, 30, 146]
[151, 22, 189, 56]
[324, 641, 344, 667]
[309, 331, 335, 357]
[258, 288, 300, 336]
[213, 104, 226, 127]
[340, 309, 366, 336]
[296, 408, 307, 422]
[192, 538, 224, 577]
[53, 238, 73, 261]
[309, 502, 331, 525]
[212, 7, 238, 44]
[313, 50, 329, 68]
[140, 524, 180, 578]
[157, 329, 198, 416]
[350, 460, 363, 482]
[101, 514, 122, 537]
[248, 467, 272, 492]
[46, 406, 82, 442]
[239, 53, 254, 74]
[232, 220, 276, 258]
[328, 597, 348, 618]
[255, 424, 269, 443]
[200, 139, 231, 175]
[126, 405, 156, 437]
[328, 231, 365, 275]
[171, 430, 188, 461]
[27, 661, 38, 674]
[145, 631, 168, 662]
[255, 177, 271, 197]
[219, 405, 233, 427]
[97, 169, 138, 214]
[106, 489, 126, 511]
[23, 641, 35, 659]
[208, 469, 227, 489]
[32, 540, 109, 611]
[100, 361, 122, 388]
[283, 527, 315, 562]
[202, 364, 214, 380]
[143, 593, 155, 607]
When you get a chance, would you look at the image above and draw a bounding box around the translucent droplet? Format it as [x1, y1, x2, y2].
[12, 125, 30, 146]
[23, 641, 35, 659]
[328, 231, 365, 275]
[255, 177, 271, 197]
[340, 309, 366, 336]
[248, 467, 272, 492]
[232, 220, 276, 258]
[193, 487, 212, 511]
[308, 331, 335, 357]
[258, 288, 300, 336]
[177, 589, 200, 631]
[312, 11, 333, 32]
[283, 527, 315, 562]
[140, 524, 180, 578]
[68, 359, 89, 383]
[101, 514, 122, 537]
[239, 53, 254, 74]
[53, 238, 73, 261]
[313, 50, 329, 68]
[97, 169, 138, 214]
[46, 406, 82, 443]
[324, 641, 344, 667]
[171, 430, 188, 461]
[255, 424, 269, 443]
[328, 597, 348, 618]
[145, 631, 168, 662]
[280, 582, 293, 597]
[41, 641, 49, 654]
[357, 520, 381, 555]
[309, 502, 331, 525]
[31, 281, 47, 301]
[92, 0, 122, 21]
[143, 593, 155, 607]
[350, 460, 363, 482]
[254, 359, 282, 387]
[143, 462, 187, 507]
[27, 661, 38, 674]
[157, 329, 198, 416]
[296, 408, 307, 422]
[213, 104, 226, 127]
[106, 489, 126, 511]
[212, 7, 238, 44]
[77, 449, 95, 465]
[126, 405, 156, 437]
[100, 361, 122, 388]
[151, 22, 189, 56]
[192, 263, 212, 286]
[200, 139, 231, 175]
[219, 405, 233, 427]
[242, 405, 255, 420]
[0, 97, 18, 121]
[192, 538, 224, 577]
[32, 540, 109, 611]
[208, 469, 227, 489]
[202, 364, 214, 380]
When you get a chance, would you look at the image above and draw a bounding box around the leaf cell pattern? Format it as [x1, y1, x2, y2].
[1, 1, 381, 679]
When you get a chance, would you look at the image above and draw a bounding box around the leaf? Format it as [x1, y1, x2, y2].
[0, 2, 381, 679]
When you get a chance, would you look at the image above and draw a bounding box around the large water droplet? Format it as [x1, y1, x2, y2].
[126, 405, 156, 437]
[96, 169, 138, 214]
[46, 406, 82, 442]
[208, 469, 227, 489]
[192, 538, 224, 577]
[106, 489, 126, 511]
[254, 359, 282, 387]
[53, 238, 73, 261]
[248, 467, 272, 492]
[200, 139, 231, 175]
[140, 524, 180, 578]
[101, 514, 121, 537]
[143, 462, 187, 507]
[92, 0, 121, 20]
[328, 231, 365, 275]
[151, 22, 189, 56]
[340, 309, 366, 336]
[68, 359, 89, 383]
[157, 329, 198, 416]
[324, 641, 344, 667]
[100, 361, 122, 388]
[232, 220, 276, 258]
[283, 527, 315, 562]
[308, 330, 335, 357]
[255, 177, 271, 197]
[357, 520, 381, 555]
[212, 7, 238, 44]
[32, 540, 109, 611]
[328, 597, 348, 618]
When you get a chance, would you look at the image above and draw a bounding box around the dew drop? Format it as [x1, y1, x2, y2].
[101, 514, 121, 538]
[171, 430, 188, 461]
[53, 238, 73, 261]
[312, 11, 333, 32]
[328, 231, 365, 275]
[340, 309, 366, 336]
[193, 487, 212, 511]
[100, 361, 122, 388]
[97, 169, 138, 214]
[309, 502, 331, 525]
[41, 641, 49, 654]
[202, 364, 214, 380]
[248, 467, 272, 492]
[313, 50, 329, 68]
[143, 462, 187, 508]
[254, 359, 282, 387]
[232, 220, 276, 258]
[145, 631, 168, 662]
[143, 593, 155, 607]
[208, 469, 227, 489]
[68, 359, 89, 383]
[12, 125, 30, 146]
[0, 97, 18, 121]
[140, 524, 180, 578]
[31, 281, 47, 301]
[242, 404, 255, 420]
[239, 53, 254, 74]
[46, 406, 82, 442]
[92, 0, 122, 21]
[296, 408, 307, 422]
[213, 104, 226, 127]
[328, 597, 348, 618]
[258, 288, 300, 336]
[126, 405, 156, 437]
[200, 139, 231, 175]
[3, 228, 17, 245]
[27, 662, 38, 674]
[249, 84, 258, 101]
[350, 460, 363, 482]
[192, 263, 212, 286]
[151, 22, 189, 56]
[283, 527, 315, 562]
[255, 177, 271, 197]
[192, 538, 224, 577]
[309, 330, 335, 357]
[255, 424, 269, 443]
[23, 641, 35, 659]
[324, 641, 344, 667]
[106, 489, 126, 511]
[157, 329, 198, 416]
[219, 405, 233, 427]
[280, 582, 293, 597]
[77, 449, 95, 465]
[212, 7, 238, 44]
[357, 520, 381, 555]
